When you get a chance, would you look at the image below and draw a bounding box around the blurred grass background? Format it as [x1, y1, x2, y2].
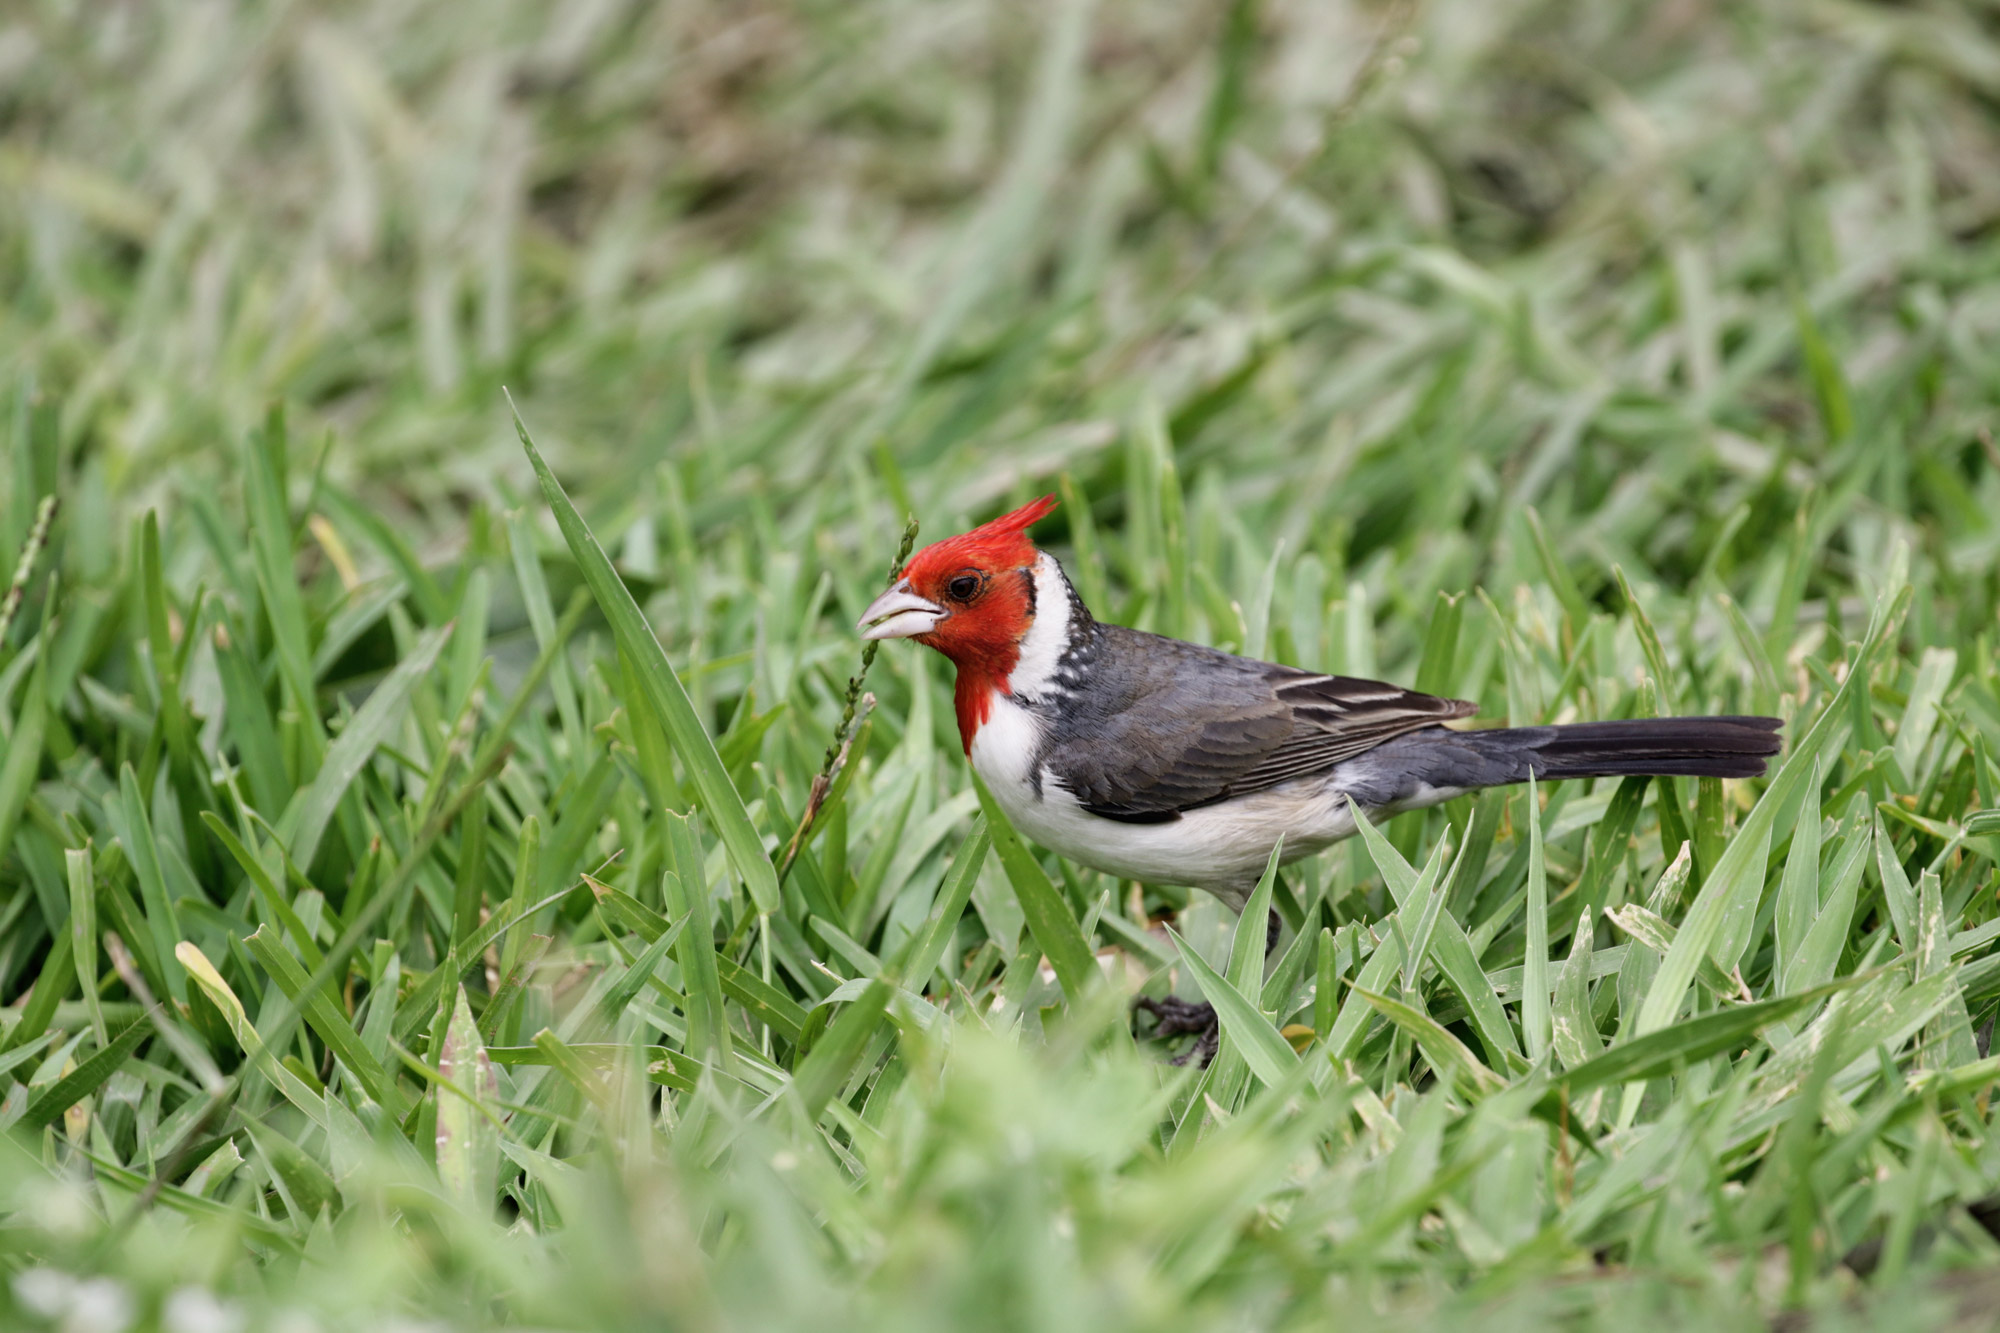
[3, 0, 2000, 1328]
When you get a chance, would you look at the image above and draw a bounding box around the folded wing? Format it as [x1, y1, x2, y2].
[1040, 626, 1475, 823]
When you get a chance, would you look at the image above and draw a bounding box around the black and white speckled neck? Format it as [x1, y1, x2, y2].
[1006, 552, 1097, 710]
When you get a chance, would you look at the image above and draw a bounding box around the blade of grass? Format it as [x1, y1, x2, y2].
[1614, 566, 1678, 714]
[1774, 760, 1823, 991]
[973, 775, 1097, 1001]
[1347, 800, 1519, 1062]
[277, 624, 450, 874]
[1351, 988, 1504, 1098]
[1327, 925, 1403, 1058]
[116, 764, 184, 1005]
[597, 909, 682, 1025]
[1551, 906, 1602, 1071]
[241, 1117, 339, 1222]
[664, 810, 733, 1071]
[1574, 775, 1649, 922]
[904, 822, 989, 992]
[1874, 812, 1918, 953]
[1312, 928, 1339, 1043]
[136, 510, 215, 824]
[490, 1042, 699, 1097]
[1228, 840, 1283, 996]
[0, 658, 50, 929]
[1605, 903, 1741, 1001]
[436, 985, 499, 1214]
[243, 410, 322, 760]
[1559, 976, 1864, 1114]
[1789, 815, 1869, 994]
[245, 925, 409, 1120]
[509, 506, 586, 774]
[213, 626, 289, 818]
[1169, 924, 1297, 1089]
[1413, 591, 1464, 696]
[1523, 773, 1551, 1062]
[201, 813, 322, 968]
[512, 400, 779, 915]
[792, 971, 893, 1121]
[65, 846, 105, 1047]
[21, 1020, 148, 1130]
[1621, 581, 1903, 1127]
[1399, 835, 1455, 996]
[391, 884, 575, 1047]
[3, 927, 72, 1056]
[594, 883, 808, 1043]
[1522, 508, 1590, 642]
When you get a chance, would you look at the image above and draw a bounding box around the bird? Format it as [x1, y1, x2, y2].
[857, 495, 1781, 1056]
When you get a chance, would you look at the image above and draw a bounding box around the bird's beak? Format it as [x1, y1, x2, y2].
[857, 580, 946, 640]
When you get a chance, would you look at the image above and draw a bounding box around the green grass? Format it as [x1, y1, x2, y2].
[4, 0, 2000, 1328]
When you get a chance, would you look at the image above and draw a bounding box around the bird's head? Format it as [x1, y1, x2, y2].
[856, 495, 1057, 677]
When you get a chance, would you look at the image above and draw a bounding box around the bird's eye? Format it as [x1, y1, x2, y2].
[946, 573, 981, 601]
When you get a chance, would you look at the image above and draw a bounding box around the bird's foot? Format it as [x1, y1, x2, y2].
[1135, 995, 1220, 1067]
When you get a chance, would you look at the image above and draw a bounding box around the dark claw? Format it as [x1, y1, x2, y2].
[1136, 994, 1214, 1036]
[1135, 995, 1221, 1066]
[1181, 1021, 1220, 1067]
[1133, 908, 1282, 1067]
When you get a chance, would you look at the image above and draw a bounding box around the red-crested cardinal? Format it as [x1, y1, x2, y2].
[861, 496, 1782, 1058]
[858, 496, 1781, 916]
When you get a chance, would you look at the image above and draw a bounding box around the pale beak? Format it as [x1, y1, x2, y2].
[857, 580, 946, 640]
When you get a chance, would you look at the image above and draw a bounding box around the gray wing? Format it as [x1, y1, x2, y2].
[1040, 627, 1477, 823]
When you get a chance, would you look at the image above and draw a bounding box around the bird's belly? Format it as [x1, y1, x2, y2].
[971, 713, 1329, 906]
[999, 776, 1357, 905]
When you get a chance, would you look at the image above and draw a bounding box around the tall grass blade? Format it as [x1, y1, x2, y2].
[973, 775, 1098, 1001]
[1169, 925, 1297, 1089]
[277, 624, 450, 874]
[1348, 800, 1518, 1060]
[1619, 581, 1904, 1125]
[1523, 773, 1551, 1062]
[436, 985, 499, 1214]
[512, 403, 780, 915]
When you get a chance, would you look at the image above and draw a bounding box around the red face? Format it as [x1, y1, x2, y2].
[857, 496, 1057, 741]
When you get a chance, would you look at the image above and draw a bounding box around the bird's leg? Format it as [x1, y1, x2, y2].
[1136, 904, 1285, 1066]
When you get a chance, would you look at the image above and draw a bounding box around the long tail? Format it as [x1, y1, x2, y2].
[1467, 715, 1784, 780]
[1364, 715, 1783, 798]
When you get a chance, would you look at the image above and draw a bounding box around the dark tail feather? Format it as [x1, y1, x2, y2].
[1460, 715, 1783, 782]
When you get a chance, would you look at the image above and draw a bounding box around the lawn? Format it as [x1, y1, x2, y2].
[4, 0, 2000, 1328]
